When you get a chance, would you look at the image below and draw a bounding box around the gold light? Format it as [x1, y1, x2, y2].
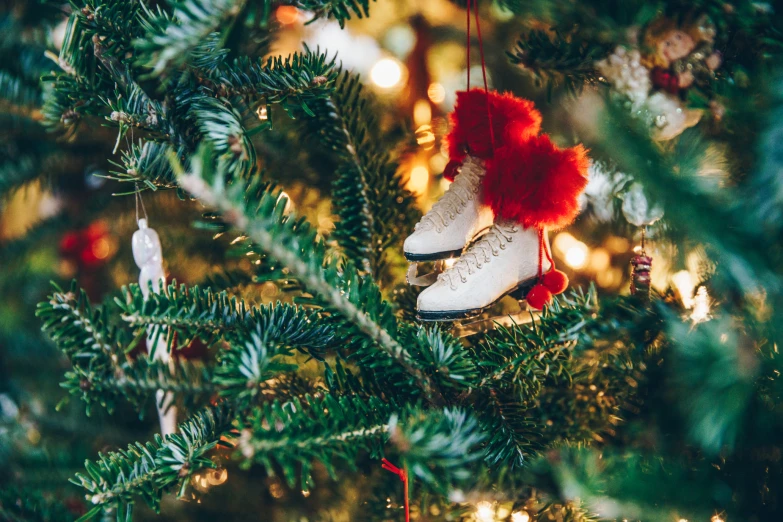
[370, 58, 404, 89]
[407, 165, 429, 195]
[711, 516, 725, 522]
[427, 82, 446, 104]
[256, 106, 268, 120]
[690, 286, 712, 323]
[475, 501, 495, 522]
[275, 6, 299, 25]
[414, 100, 432, 126]
[672, 270, 695, 308]
[511, 510, 530, 522]
[564, 242, 589, 270]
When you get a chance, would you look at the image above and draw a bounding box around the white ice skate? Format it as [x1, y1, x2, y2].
[404, 156, 494, 286]
[416, 221, 550, 321]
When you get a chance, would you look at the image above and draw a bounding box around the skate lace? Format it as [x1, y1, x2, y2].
[415, 160, 483, 233]
[438, 223, 518, 290]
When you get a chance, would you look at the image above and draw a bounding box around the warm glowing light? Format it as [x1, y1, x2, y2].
[589, 247, 610, 272]
[416, 125, 435, 149]
[678, 519, 688, 522]
[407, 165, 429, 195]
[511, 510, 530, 522]
[443, 257, 456, 269]
[690, 286, 712, 323]
[564, 242, 589, 270]
[711, 516, 725, 522]
[277, 191, 293, 213]
[92, 238, 110, 260]
[553, 232, 577, 257]
[475, 501, 495, 522]
[429, 153, 447, 173]
[275, 5, 299, 25]
[428, 82, 446, 103]
[207, 468, 228, 486]
[256, 105, 268, 120]
[414, 99, 432, 125]
[370, 58, 404, 89]
[672, 270, 695, 308]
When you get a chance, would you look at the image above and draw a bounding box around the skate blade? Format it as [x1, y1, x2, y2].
[415, 278, 538, 322]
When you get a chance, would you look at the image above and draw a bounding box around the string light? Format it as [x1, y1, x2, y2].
[564, 241, 589, 269]
[407, 165, 429, 195]
[275, 5, 299, 25]
[475, 501, 495, 522]
[672, 270, 695, 308]
[511, 510, 530, 522]
[427, 82, 446, 103]
[370, 58, 405, 89]
[415, 124, 435, 149]
[414, 99, 432, 126]
[678, 518, 688, 522]
[690, 286, 712, 323]
[256, 106, 268, 120]
[711, 516, 725, 522]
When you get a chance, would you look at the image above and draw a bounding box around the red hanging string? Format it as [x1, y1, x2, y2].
[382, 458, 410, 522]
[466, 0, 471, 90]
[537, 228, 545, 280]
[473, 0, 496, 152]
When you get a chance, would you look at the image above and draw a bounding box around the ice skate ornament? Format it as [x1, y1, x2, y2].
[132, 217, 176, 436]
[416, 134, 589, 321]
[404, 0, 542, 285]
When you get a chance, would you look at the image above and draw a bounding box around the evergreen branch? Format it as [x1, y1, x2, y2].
[301, 71, 419, 278]
[106, 140, 180, 191]
[295, 0, 375, 28]
[135, 0, 246, 75]
[175, 145, 447, 405]
[116, 282, 333, 358]
[0, 71, 42, 128]
[191, 95, 256, 176]
[389, 407, 486, 490]
[508, 30, 611, 98]
[237, 393, 395, 489]
[0, 487, 76, 522]
[206, 48, 338, 109]
[72, 403, 235, 522]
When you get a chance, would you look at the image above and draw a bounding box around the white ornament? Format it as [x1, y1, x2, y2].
[132, 218, 176, 436]
[644, 92, 701, 141]
[596, 47, 651, 112]
[621, 182, 664, 226]
[581, 163, 629, 223]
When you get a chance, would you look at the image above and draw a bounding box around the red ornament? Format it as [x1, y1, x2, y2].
[526, 283, 553, 310]
[484, 134, 590, 230]
[542, 269, 569, 295]
[443, 89, 542, 180]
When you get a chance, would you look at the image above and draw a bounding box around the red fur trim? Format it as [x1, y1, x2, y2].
[444, 89, 541, 169]
[483, 134, 589, 229]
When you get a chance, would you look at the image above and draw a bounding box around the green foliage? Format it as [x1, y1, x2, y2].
[296, 0, 375, 28]
[72, 403, 235, 522]
[0, 487, 75, 522]
[238, 393, 394, 489]
[135, 0, 245, 75]
[301, 71, 419, 278]
[508, 30, 612, 98]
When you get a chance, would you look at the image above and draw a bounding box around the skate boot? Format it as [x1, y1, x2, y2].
[416, 221, 550, 321]
[404, 156, 494, 285]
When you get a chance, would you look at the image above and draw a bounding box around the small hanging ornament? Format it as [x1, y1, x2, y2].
[630, 229, 653, 298]
[131, 192, 177, 436]
[382, 458, 410, 522]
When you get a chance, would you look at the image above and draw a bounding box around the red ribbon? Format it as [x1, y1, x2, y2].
[382, 458, 410, 522]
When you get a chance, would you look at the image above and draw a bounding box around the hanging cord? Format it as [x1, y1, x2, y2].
[537, 228, 545, 280]
[382, 458, 410, 522]
[473, 0, 496, 152]
[135, 184, 149, 225]
[466, 0, 471, 90]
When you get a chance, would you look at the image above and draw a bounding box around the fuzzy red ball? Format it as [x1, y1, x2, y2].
[483, 134, 589, 229]
[443, 89, 542, 180]
[526, 284, 553, 310]
[542, 269, 569, 295]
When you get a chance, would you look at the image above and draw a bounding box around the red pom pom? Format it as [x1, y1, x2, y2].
[526, 284, 553, 310]
[484, 134, 589, 229]
[445, 89, 542, 164]
[542, 269, 569, 295]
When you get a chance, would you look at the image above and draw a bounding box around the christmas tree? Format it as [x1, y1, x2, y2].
[2, 0, 783, 521]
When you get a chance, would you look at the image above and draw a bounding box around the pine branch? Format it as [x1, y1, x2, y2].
[206, 48, 338, 109]
[174, 145, 452, 405]
[295, 0, 375, 28]
[0, 71, 42, 129]
[116, 282, 333, 357]
[72, 403, 235, 522]
[135, 0, 246, 75]
[508, 30, 611, 98]
[238, 393, 395, 489]
[106, 140, 180, 191]
[0, 487, 76, 522]
[301, 71, 419, 278]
